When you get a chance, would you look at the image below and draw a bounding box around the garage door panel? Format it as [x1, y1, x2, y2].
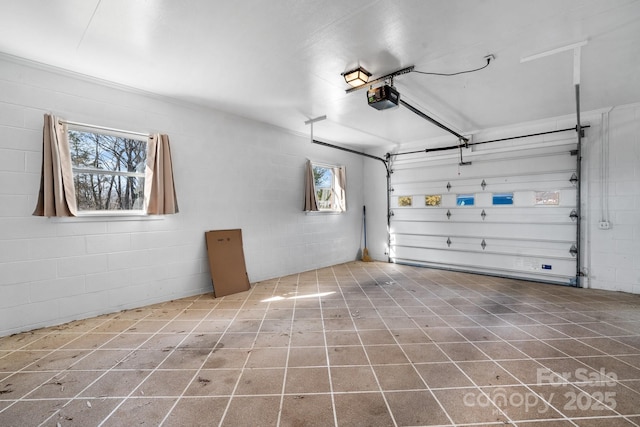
[394, 258, 575, 285]
[392, 190, 577, 210]
[392, 155, 575, 183]
[391, 174, 575, 194]
[391, 208, 577, 223]
[393, 235, 574, 259]
[392, 247, 576, 280]
[391, 221, 576, 241]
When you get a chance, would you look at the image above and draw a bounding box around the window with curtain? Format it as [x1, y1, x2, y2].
[33, 114, 178, 217]
[303, 160, 346, 212]
[69, 126, 147, 212]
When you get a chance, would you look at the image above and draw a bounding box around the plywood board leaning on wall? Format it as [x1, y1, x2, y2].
[204, 229, 251, 298]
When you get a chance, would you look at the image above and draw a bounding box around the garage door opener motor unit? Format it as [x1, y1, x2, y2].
[367, 85, 400, 110]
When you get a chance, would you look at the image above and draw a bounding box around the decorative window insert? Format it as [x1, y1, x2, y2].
[69, 126, 147, 213]
[492, 193, 514, 205]
[425, 195, 442, 206]
[398, 196, 412, 207]
[456, 194, 475, 206]
[535, 191, 560, 206]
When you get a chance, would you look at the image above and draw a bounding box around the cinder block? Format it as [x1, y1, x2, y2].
[0, 102, 24, 127]
[57, 254, 108, 277]
[86, 233, 131, 254]
[0, 259, 56, 285]
[29, 276, 85, 303]
[29, 236, 85, 259]
[0, 149, 25, 172]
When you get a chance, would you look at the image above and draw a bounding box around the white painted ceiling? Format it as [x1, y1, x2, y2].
[1, 0, 639, 148]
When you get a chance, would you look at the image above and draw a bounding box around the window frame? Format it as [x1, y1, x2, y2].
[68, 124, 149, 216]
[310, 161, 345, 213]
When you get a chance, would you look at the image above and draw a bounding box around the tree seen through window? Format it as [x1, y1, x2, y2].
[69, 129, 147, 211]
[313, 165, 333, 210]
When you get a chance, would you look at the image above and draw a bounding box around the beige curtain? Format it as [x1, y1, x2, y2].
[145, 133, 179, 215]
[303, 159, 319, 211]
[33, 114, 77, 217]
[333, 166, 346, 212]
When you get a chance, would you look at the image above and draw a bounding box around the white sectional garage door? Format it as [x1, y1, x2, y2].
[389, 137, 579, 285]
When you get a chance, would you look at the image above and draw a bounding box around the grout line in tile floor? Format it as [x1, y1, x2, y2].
[1, 261, 640, 426]
[275, 272, 299, 427]
[317, 269, 340, 427]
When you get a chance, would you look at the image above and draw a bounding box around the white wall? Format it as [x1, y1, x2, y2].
[0, 56, 364, 336]
[584, 104, 640, 294]
[364, 106, 640, 295]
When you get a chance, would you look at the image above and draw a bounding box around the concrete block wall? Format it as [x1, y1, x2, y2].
[0, 55, 364, 336]
[584, 104, 640, 294]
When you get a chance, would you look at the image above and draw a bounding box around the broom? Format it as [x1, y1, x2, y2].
[362, 205, 373, 262]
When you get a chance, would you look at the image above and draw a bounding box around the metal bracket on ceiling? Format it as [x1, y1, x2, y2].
[458, 138, 472, 166]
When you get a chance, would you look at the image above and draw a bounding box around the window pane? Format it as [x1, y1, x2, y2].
[312, 166, 331, 188]
[535, 191, 560, 206]
[74, 173, 145, 211]
[456, 194, 475, 206]
[398, 196, 412, 207]
[425, 195, 442, 206]
[69, 130, 146, 173]
[492, 193, 514, 205]
[313, 165, 333, 210]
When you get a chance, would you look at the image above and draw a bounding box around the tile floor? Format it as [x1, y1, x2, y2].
[1, 261, 640, 427]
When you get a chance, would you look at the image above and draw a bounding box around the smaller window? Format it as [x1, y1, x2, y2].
[312, 163, 346, 212]
[535, 191, 560, 206]
[398, 196, 412, 207]
[425, 195, 442, 207]
[456, 194, 475, 206]
[492, 193, 514, 205]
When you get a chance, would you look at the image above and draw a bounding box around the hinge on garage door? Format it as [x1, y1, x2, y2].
[569, 244, 578, 257]
[446, 237, 452, 247]
[569, 209, 579, 221]
[446, 182, 452, 191]
[481, 239, 487, 250]
[446, 209, 452, 219]
[481, 210, 486, 220]
[569, 173, 578, 186]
